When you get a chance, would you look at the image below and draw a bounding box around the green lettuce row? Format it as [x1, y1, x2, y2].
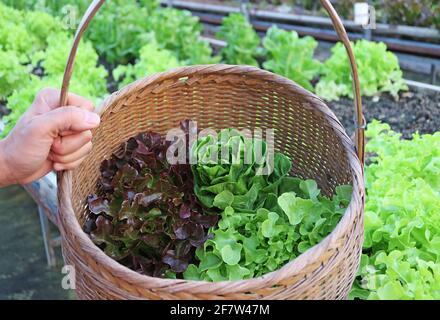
[263, 26, 322, 92]
[350, 121, 440, 300]
[0, 0, 91, 15]
[112, 34, 182, 90]
[84, 0, 158, 65]
[217, 13, 262, 67]
[80, 1, 219, 66]
[0, 2, 65, 100]
[0, 1, 219, 139]
[0, 50, 32, 100]
[0, 4, 107, 138]
[0, 2, 64, 58]
[316, 40, 408, 101]
[146, 8, 220, 66]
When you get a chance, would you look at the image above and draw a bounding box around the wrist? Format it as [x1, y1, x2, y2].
[0, 139, 16, 187]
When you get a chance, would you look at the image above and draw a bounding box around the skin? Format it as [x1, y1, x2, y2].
[0, 88, 100, 187]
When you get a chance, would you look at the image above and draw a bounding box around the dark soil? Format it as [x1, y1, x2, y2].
[328, 90, 440, 140]
[0, 100, 9, 118]
[98, 56, 120, 94]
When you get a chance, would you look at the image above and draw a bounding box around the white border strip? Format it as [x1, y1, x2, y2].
[406, 79, 440, 92]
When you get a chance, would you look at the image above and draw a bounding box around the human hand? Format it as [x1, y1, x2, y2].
[0, 88, 100, 187]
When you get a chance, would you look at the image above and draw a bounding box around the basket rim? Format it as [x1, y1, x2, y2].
[58, 64, 365, 295]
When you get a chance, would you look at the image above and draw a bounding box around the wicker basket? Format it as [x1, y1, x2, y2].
[57, 0, 365, 300]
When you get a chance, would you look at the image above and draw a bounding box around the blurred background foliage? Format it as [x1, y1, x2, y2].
[247, 0, 439, 29]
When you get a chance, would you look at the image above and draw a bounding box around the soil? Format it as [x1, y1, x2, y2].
[328, 90, 440, 140]
[0, 101, 9, 118]
[98, 56, 120, 94]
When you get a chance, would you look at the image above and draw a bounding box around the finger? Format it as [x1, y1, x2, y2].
[29, 88, 95, 115]
[53, 157, 87, 172]
[50, 141, 93, 164]
[51, 131, 92, 155]
[60, 130, 84, 137]
[66, 92, 94, 112]
[34, 106, 100, 137]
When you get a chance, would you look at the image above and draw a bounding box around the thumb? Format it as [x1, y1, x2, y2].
[37, 106, 101, 136]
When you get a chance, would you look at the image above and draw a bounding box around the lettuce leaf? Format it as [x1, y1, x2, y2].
[84, 122, 218, 278]
[350, 121, 440, 300]
[188, 129, 352, 281]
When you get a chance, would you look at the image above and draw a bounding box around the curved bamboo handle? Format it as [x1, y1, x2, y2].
[59, 0, 105, 106]
[320, 0, 365, 165]
[60, 0, 365, 164]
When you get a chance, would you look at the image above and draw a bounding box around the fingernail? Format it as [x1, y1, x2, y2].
[85, 112, 101, 126]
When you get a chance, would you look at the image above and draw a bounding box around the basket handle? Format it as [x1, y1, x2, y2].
[59, 0, 365, 164]
[320, 1, 365, 165]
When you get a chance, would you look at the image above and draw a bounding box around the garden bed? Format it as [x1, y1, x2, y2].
[175, 0, 440, 31]
[329, 89, 440, 140]
[0, 101, 8, 118]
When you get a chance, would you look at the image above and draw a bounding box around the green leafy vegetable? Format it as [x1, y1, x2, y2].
[217, 13, 261, 66]
[191, 128, 284, 209]
[31, 32, 108, 96]
[113, 35, 182, 89]
[350, 120, 440, 300]
[0, 3, 64, 58]
[1, 30, 107, 138]
[263, 26, 321, 91]
[0, 0, 92, 17]
[316, 40, 408, 101]
[147, 8, 220, 65]
[85, 0, 158, 65]
[187, 129, 352, 281]
[0, 50, 32, 100]
[383, 0, 440, 30]
[84, 123, 218, 278]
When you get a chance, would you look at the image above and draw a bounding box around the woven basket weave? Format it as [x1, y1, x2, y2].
[57, 0, 365, 300]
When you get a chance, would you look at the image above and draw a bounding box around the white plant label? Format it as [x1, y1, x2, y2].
[354, 2, 376, 29]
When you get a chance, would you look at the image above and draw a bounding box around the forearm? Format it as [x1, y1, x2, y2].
[0, 139, 15, 188]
